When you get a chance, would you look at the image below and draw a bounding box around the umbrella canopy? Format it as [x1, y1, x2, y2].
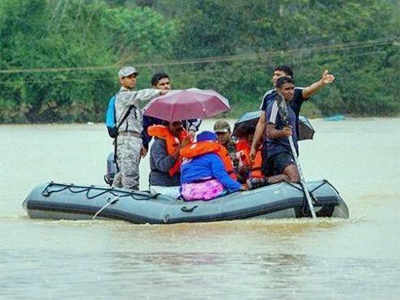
[298, 115, 315, 140]
[232, 110, 263, 137]
[232, 110, 315, 141]
[143, 88, 230, 122]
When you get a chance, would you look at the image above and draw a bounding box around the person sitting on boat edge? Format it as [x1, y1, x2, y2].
[213, 120, 244, 182]
[180, 131, 244, 201]
[261, 76, 301, 184]
[148, 121, 192, 198]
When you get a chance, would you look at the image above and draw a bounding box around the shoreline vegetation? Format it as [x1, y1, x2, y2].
[0, 0, 399, 124]
[2, 115, 400, 128]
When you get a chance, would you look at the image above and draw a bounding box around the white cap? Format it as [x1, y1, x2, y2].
[118, 66, 138, 78]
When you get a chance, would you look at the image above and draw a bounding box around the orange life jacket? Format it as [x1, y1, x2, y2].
[180, 141, 237, 180]
[235, 138, 264, 178]
[235, 138, 251, 167]
[251, 150, 263, 178]
[148, 125, 191, 176]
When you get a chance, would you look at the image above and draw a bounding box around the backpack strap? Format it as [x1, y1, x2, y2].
[113, 101, 136, 173]
[115, 105, 135, 131]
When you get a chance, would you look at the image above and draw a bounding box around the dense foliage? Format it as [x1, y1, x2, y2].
[0, 0, 399, 123]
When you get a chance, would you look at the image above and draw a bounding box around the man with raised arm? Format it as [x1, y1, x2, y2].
[262, 76, 300, 184]
[250, 66, 335, 161]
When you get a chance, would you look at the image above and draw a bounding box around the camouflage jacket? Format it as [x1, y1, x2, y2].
[115, 87, 161, 134]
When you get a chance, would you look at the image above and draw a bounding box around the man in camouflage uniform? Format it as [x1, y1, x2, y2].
[112, 66, 167, 190]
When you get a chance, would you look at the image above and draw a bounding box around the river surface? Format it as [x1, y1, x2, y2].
[1, 118, 399, 299]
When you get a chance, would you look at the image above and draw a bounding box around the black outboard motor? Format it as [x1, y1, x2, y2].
[104, 152, 117, 186]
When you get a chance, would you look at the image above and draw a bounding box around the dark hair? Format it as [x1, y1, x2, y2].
[274, 65, 294, 78]
[276, 76, 294, 88]
[151, 72, 169, 86]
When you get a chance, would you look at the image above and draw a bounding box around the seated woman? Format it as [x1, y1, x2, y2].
[180, 131, 243, 201]
[148, 121, 192, 198]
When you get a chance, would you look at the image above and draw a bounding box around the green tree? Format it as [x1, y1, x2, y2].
[0, 0, 399, 123]
[0, 0, 177, 123]
[163, 0, 400, 116]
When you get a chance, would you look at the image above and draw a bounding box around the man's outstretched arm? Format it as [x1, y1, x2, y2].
[302, 70, 335, 99]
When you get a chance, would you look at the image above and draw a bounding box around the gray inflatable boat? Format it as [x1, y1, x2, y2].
[23, 180, 349, 224]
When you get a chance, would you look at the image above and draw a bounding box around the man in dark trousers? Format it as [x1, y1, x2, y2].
[262, 76, 300, 184]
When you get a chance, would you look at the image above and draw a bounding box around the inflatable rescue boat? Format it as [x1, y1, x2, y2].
[23, 179, 349, 224]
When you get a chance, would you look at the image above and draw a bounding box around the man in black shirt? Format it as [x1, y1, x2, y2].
[250, 66, 335, 160]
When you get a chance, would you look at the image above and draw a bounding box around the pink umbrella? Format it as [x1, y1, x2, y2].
[143, 88, 231, 122]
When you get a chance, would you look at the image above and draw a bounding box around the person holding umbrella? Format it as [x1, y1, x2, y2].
[141, 72, 202, 154]
[147, 120, 192, 198]
[112, 66, 167, 190]
[143, 86, 233, 196]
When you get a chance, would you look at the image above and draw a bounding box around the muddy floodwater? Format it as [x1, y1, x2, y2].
[1, 118, 399, 299]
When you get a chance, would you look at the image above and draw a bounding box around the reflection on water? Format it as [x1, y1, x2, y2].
[1, 119, 400, 299]
[2, 245, 399, 299]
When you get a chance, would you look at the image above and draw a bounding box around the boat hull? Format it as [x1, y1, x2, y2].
[23, 180, 349, 224]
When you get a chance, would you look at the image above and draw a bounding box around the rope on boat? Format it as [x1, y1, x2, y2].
[284, 180, 330, 195]
[41, 182, 159, 201]
[284, 180, 330, 216]
[92, 196, 120, 220]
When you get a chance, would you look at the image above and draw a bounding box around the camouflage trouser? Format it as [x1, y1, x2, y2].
[112, 135, 142, 190]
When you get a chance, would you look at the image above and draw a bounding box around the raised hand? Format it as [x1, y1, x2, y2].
[321, 70, 335, 85]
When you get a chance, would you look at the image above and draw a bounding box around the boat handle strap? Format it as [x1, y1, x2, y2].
[181, 205, 198, 213]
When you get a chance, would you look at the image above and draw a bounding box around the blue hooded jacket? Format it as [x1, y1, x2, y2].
[180, 131, 241, 193]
